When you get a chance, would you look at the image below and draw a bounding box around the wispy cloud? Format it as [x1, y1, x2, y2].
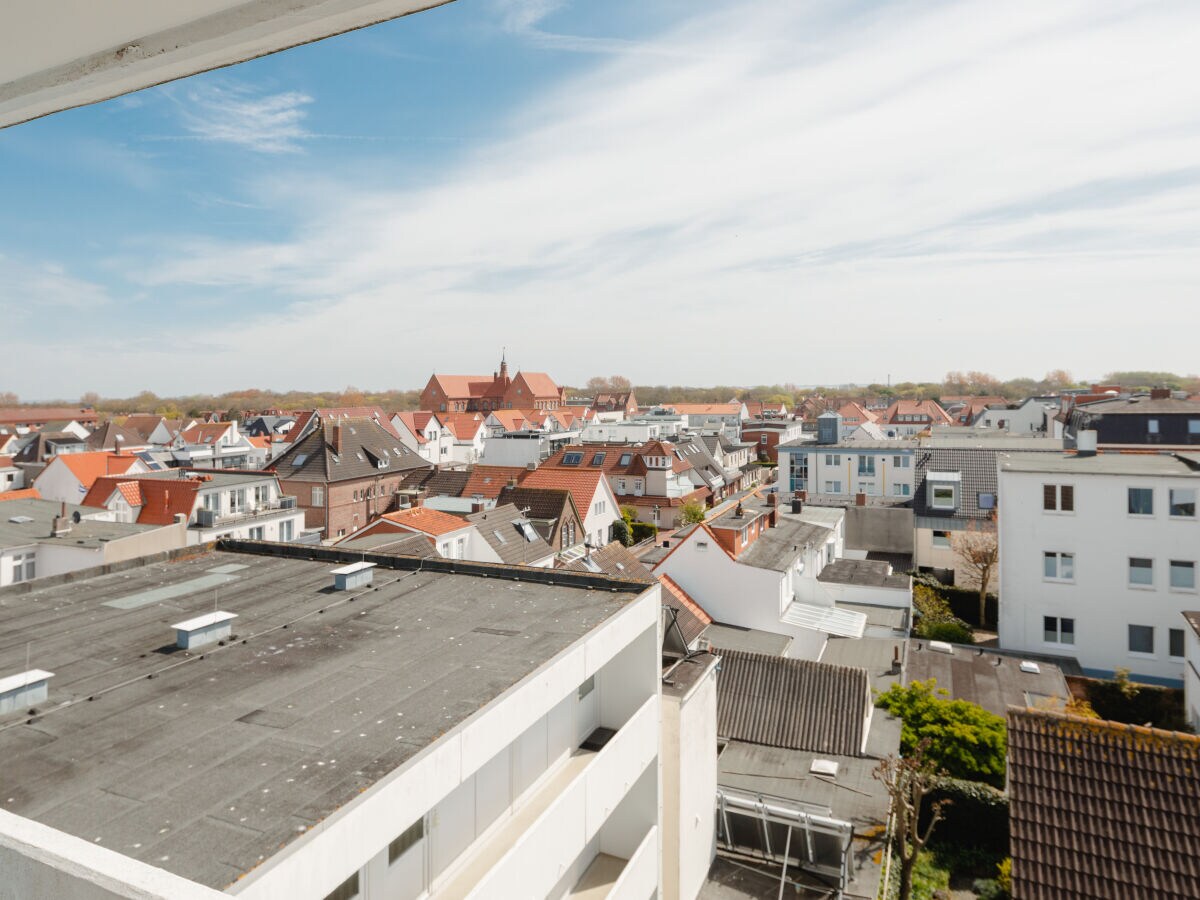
[0, 255, 110, 316]
[20, 0, 1200, 396]
[174, 83, 314, 153]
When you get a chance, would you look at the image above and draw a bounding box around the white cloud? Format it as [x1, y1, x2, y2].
[27, 0, 1200, 395]
[175, 83, 314, 153]
[0, 255, 110, 314]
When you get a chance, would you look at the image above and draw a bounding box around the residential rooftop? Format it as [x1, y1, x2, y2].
[905, 641, 1071, 718]
[817, 558, 909, 590]
[0, 545, 644, 889]
[998, 450, 1200, 476]
[0, 498, 156, 549]
[701, 622, 792, 657]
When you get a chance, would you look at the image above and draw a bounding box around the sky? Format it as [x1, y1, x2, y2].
[2, 0, 1200, 400]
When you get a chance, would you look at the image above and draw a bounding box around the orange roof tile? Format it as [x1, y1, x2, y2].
[515, 372, 561, 397]
[659, 574, 713, 625]
[461, 466, 529, 499]
[380, 506, 471, 537]
[519, 467, 605, 518]
[57, 451, 143, 489]
[0, 488, 41, 502]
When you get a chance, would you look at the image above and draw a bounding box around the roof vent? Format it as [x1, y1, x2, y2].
[810, 759, 839, 778]
[173, 612, 237, 650]
[1019, 660, 1041, 674]
[331, 561, 376, 591]
[0, 669, 55, 715]
[930, 640, 954, 655]
[1076, 430, 1098, 456]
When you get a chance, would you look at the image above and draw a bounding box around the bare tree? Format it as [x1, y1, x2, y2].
[0, 392, 18, 406]
[874, 739, 948, 900]
[951, 524, 999, 627]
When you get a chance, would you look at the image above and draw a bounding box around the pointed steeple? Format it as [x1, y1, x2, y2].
[499, 347, 509, 383]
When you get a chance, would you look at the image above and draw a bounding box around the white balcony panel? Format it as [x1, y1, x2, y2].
[609, 826, 658, 900]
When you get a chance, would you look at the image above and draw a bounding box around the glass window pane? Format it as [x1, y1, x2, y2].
[1170, 628, 1185, 658]
[1062, 553, 1074, 580]
[1060, 485, 1074, 511]
[1129, 558, 1154, 585]
[1128, 624, 1154, 654]
[1128, 487, 1153, 515]
[1044, 552, 1056, 578]
[1170, 489, 1197, 518]
[1043, 616, 1057, 643]
[1170, 560, 1196, 590]
[1060, 619, 1075, 644]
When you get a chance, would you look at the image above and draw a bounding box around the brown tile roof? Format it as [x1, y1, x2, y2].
[0, 407, 99, 425]
[560, 541, 654, 581]
[461, 466, 529, 499]
[86, 422, 148, 451]
[179, 422, 235, 444]
[659, 574, 712, 645]
[714, 649, 871, 755]
[1008, 708, 1200, 900]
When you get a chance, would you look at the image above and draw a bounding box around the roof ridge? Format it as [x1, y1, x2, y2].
[1012, 706, 1200, 746]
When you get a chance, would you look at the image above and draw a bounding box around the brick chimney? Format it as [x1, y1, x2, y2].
[767, 492, 778, 508]
[332, 424, 343, 457]
[855, 492, 867, 507]
[1150, 388, 1171, 400]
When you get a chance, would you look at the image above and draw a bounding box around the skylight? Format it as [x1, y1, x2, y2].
[590, 452, 606, 466]
[619, 453, 632, 466]
[356, 451, 365, 461]
[494, 529, 506, 544]
[563, 452, 583, 466]
[517, 521, 538, 542]
[292, 453, 308, 466]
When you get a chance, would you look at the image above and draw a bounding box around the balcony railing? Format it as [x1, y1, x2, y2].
[194, 497, 297, 528]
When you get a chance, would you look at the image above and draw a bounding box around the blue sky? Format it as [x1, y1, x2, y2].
[3, 0, 1200, 399]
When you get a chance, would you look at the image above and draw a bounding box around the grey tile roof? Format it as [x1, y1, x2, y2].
[817, 558, 910, 590]
[1008, 709, 1200, 900]
[738, 520, 831, 572]
[715, 649, 870, 755]
[269, 417, 430, 483]
[335, 531, 438, 557]
[560, 541, 654, 581]
[466, 504, 555, 566]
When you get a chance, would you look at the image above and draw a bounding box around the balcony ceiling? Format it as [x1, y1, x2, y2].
[0, 0, 452, 128]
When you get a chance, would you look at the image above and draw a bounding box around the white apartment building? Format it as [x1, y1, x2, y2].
[998, 451, 1200, 685]
[778, 441, 918, 501]
[0, 546, 666, 900]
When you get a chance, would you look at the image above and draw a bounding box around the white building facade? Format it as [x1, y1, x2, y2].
[998, 452, 1200, 685]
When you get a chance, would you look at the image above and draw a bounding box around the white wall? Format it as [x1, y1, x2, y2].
[1185, 623, 1200, 732]
[34, 456, 148, 504]
[999, 468, 1200, 683]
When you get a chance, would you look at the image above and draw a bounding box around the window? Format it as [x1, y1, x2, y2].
[593, 500, 606, 515]
[633, 479, 643, 493]
[1170, 628, 1186, 658]
[280, 520, 294, 542]
[825, 454, 840, 466]
[930, 484, 956, 510]
[618, 453, 632, 466]
[1190, 419, 1200, 435]
[616, 478, 626, 493]
[590, 452, 606, 466]
[824, 480, 842, 494]
[1170, 560, 1196, 590]
[1148, 419, 1160, 434]
[562, 452, 583, 466]
[388, 819, 424, 865]
[1127, 487, 1154, 516]
[1044, 551, 1075, 581]
[229, 489, 246, 514]
[977, 492, 996, 510]
[893, 455, 911, 468]
[741, 525, 749, 546]
[1128, 557, 1154, 587]
[759, 434, 769, 445]
[893, 483, 911, 497]
[312, 486, 324, 506]
[11, 551, 35, 583]
[578, 675, 595, 699]
[1128, 624, 1155, 655]
[561, 522, 576, 547]
[253, 484, 269, 505]
[1170, 488, 1197, 518]
[858, 456, 876, 476]
[1043, 484, 1074, 511]
[1044, 616, 1075, 645]
[932, 530, 950, 549]
[322, 872, 359, 900]
[248, 526, 264, 540]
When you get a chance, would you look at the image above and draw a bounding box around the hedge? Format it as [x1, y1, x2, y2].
[1069, 674, 1188, 731]
[912, 572, 998, 629]
[920, 777, 1010, 858]
[630, 522, 658, 543]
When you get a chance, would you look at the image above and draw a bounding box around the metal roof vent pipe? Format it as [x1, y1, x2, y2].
[1076, 430, 1098, 457]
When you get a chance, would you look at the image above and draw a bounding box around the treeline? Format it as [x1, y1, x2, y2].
[9, 370, 1196, 419]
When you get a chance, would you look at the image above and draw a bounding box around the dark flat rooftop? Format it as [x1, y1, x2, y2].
[0, 548, 637, 889]
[906, 641, 1071, 717]
[702, 622, 792, 657]
[818, 558, 910, 590]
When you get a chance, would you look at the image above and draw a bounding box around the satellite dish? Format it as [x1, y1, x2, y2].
[72, 511, 81, 524]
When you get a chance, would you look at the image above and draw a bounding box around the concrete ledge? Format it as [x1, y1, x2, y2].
[0, 809, 224, 900]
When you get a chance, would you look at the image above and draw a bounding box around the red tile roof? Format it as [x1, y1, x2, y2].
[515, 372, 560, 397]
[461, 466, 529, 499]
[56, 452, 143, 489]
[83, 476, 200, 525]
[519, 467, 606, 518]
[879, 399, 953, 425]
[0, 488, 41, 502]
[659, 574, 712, 626]
[380, 506, 471, 537]
[442, 413, 487, 440]
[0, 407, 99, 425]
[665, 403, 743, 415]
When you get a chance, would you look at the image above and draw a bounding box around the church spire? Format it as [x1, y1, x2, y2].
[499, 347, 509, 381]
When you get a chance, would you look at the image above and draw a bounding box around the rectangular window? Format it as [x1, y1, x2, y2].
[248, 526, 264, 540]
[279, 520, 294, 542]
[893, 455, 910, 468]
[1170, 628, 1186, 658]
[893, 483, 911, 497]
[1128, 557, 1154, 587]
[323, 872, 359, 900]
[824, 480, 842, 494]
[616, 478, 626, 493]
[253, 484, 269, 505]
[932, 530, 950, 549]
[1189, 420, 1200, 435]
[1128, 624, 1155, 655]
[1170, 488, 1197, 518]
[229, 489, 246, 513]
[1044, 616, 1075, 645]
[858, 456, 876, 476]
[1044, 551, 1075, 580]
[825, 454, 840, 466]
[1043, 484, 1074, 511]
[760, 435, 769, 444]
[931, 485, 956, 509]
[977, 492, 996, 510]
[312, 486, 324, 506]
[11, 551, 35, 583]
[1128, 487, 1154, 516]
[1170, 560, 1196, 590]
[1148, 419, 1160, 434]
[388, 819, 425, 865]
[594, 500, 605, 515]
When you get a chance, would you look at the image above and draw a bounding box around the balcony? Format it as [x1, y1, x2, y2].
[194, 497, 297, 528]
[431, 695, 658, 900]
[567, 826, 657, 900]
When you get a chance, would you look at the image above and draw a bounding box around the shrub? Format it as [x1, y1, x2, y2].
[611, 517, 633, 547]
[629, 521, 658, 543]
[912, 583, 974, 644]
[679, 500, 707, 526]
[1071, 672, 1188, 731]
[924, 778, 1009, 857]
[876, 680, 1007, 787]
[916, 620, 975, 644]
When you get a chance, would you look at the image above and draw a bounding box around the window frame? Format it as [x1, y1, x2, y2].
[1127, 486, 1154, 517]
[1043, 551, 1075, 582]
[1128, 556, 1155, 588]
[1128, 623, 1155, 656]
[1169, 559, 1196, 591]
[1169, 488, 1197, 518]
[1043, 615, 1075, 645]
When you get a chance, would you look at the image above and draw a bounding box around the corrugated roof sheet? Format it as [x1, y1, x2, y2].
[715, 649, 870, 755]
[1008, 708, 1200, 900]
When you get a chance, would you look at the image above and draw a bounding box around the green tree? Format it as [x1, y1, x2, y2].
[679, 500, 707, 525]
[875, 680, 1007, 787]
[611, 517, 633, 547]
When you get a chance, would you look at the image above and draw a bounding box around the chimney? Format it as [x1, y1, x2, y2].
[768, 508, 777, 528]
[791, 496, 804, 514]
[734, 502, 744, 518]
[855, 492, 867, 507]
[890, 645, 901, 674]
[1150, 388, 1171, 400]
[1076, 429, 1098, 457]
[767, 492, 778, 507]
[798, 489, 808, 501]
[332, 425, 343, 457]
[471, 501, 485, 513]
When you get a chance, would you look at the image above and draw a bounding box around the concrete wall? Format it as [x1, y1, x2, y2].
[845, 506, 913, 554]
[0, 809, 223, 900]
